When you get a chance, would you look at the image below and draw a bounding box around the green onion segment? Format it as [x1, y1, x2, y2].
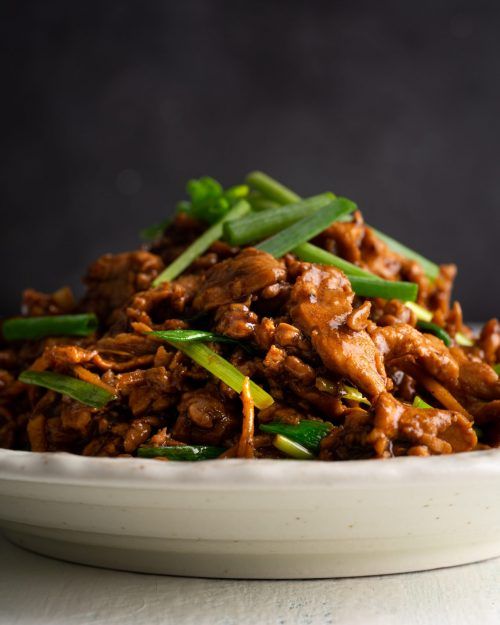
[404, 302, 433, 323]
[247, 195, 281, 212]
[256, 199, 356, 259]
[339, 383, 371, 406]
[293, 243, 418, 301]
[138, 445, 224, 461]
[224, 193, 336, 246]
[417, 321, 452, 347]
[370, 228, 440, 281]
[155, 337, 274, 410]
[413, 395, 433, 409]
[272, 434, 315, 459]
[455, 332, 474, 347]
[293, 242, 374, 278]
[3, 313, 98, 341]
[150, 329, 237, 345]
[349, 277, 418, 302]
[245, 171, 300, 205]
[153, 199, 250, 286]
[246, 171, 438, 281]
[493, 364, 500, 376]
[260, 420, 332, 453]
[149, 329, 255, 356]
[19, 370, 114, 408]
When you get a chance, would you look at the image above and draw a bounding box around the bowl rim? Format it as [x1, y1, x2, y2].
[2, 447, 500, 491]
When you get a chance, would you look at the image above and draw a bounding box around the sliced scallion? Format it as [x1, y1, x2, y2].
[349, 277, 418, 302]
[247, 171, 439, 281]
[149, 329, 237, 345]
[259, 420, 332, 453]
[159, 339, 274, 410]
[248, 196, 281, 212]
[413, 395, 433, 409]
[273, 434, 315, 460]
[417, 321, 452, 347]
[224, 193, 337, 246]
[256, 199, 356, 258]
[293, 242, 418, 301]
[293, 242, 376, 278]
[152, 199, 250, 286]
[493, 364, 500, 376]
[137, 445, 224, 461]
[404, 302, 433, 323]
[3, 313, 98, 341]
[245, 171, 300, 205]
[339, 383, 371, 406]
[149, 329, 255, 355]
[370, 228, 440, 281]
[455, 332, 474, 347]
[19, 370, 114, 408]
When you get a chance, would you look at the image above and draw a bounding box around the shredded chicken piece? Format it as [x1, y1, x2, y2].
[367, 392, 476, 455]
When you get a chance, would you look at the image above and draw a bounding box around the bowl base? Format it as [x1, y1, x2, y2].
[4, 524, 500, 579]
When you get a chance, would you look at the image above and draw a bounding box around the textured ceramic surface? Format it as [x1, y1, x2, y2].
[1, 448, 500, 579]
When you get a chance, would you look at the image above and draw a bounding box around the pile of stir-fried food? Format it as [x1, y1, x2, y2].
[1, 171, 499, 461]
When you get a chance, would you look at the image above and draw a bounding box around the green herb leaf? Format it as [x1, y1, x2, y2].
[179, 177, 250, 225]
[3, 314, 98, 341]
[19, 370, 114, 408]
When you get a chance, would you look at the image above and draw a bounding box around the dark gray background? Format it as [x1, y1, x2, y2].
[1, 0, 499, 320]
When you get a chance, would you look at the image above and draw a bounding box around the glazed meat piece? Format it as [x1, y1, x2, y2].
[478, 319, 500, 365]
[22, 286, 76, 316]
[115, 366, 176, 416]
[449, 348, 500, 401]
[371, 324, 459, 385]
[367, 392, 476, 456]
[289, 263, 387, 398]
[214, 303, 258, 339]
[192, 248, 286, 312]
[82, 251, 163, 325]
[172, 387, 239, 445]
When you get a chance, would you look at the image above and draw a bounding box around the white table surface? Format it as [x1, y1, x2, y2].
[1, 533, 500, 625]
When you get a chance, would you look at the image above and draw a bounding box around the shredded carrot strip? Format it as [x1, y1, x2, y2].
[237, 376, 255, 458]
[73, 365, 116, 395]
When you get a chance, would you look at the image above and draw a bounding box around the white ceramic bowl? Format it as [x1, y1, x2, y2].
[1, 448, 500, 579]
